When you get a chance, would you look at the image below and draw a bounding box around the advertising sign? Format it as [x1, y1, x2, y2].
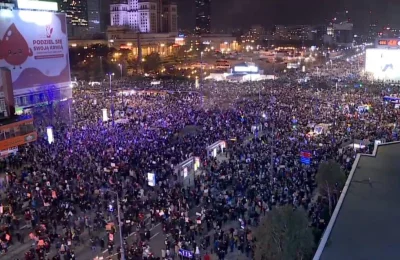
[0, 10, 71, 96]
[178, 249, 193, 258]
[233, 65, 259, 73]
[175, 37, 185, 46]
[17, 0, 58, 11]
[147, 172, 156, 187]
[376, 38, 400, 48]
[0, 132, 37, 150]
[365, 49, 400, 81]
[300, 151, 312, 165]
[0, 146, 18, 157]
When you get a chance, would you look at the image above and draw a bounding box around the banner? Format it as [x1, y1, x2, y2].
[0, 10, 71, 97]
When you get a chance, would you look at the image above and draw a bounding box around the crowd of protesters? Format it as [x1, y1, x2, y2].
[0, 59, 399, 260]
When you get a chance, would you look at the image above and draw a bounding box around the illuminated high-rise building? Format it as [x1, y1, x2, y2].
[58, 0, 89, 37]
[87, 0, 101, 34]
[110, 0, 177, 33]
[195, 0, 211, 34]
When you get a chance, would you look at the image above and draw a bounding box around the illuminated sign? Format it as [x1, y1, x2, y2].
[120, 44, 131, 50]
[234, 65, 259, 73]
[46, 126, 54, 144]
[147, 172, 156, 186]
[17, 0, 58, 11]
[378, 39, 400, 47]
[102, 108, 108, 122]
[378, 40, 388, 45]
[175, 37, 185, 46]
[0, 10, 71, 98]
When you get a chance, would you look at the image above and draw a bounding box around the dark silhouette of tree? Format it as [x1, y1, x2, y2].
[316, 160, 346, 216]
[254, 206, 315, 260]
[143, 53, 162, 73]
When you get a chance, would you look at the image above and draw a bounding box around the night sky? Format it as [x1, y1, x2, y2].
[176, 0, 400, 33]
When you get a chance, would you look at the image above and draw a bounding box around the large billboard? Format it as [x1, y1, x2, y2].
[0, 9, 71, 97]
[365, 49, 400, 81]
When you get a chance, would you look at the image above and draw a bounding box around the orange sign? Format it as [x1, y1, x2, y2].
[378, 39, 400, 46]
[120, 44, 132, 50]
[378, 40, 388, 45]
[388, 40, 399, 46]
[0, 131, 37, 151]
[0, 118, 33, 131]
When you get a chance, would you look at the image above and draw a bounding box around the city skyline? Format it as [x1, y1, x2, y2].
[176, 0, 400, 33]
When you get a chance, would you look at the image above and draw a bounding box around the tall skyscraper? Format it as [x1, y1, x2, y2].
[58, 0, 89, 37]
[162, 1, 178, 33]
[110, 0, 177, 33]
[87, 0, 101, 34]
[100, 0, 111, 32]
[195, 0, 211, 34]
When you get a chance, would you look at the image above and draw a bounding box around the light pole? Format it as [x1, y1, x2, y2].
[100, 56, 103, 75]
[200, 51, 204, 106]
[103, 189, 125, 260]
[118, 63, 122, 78]
[270, 122, 275, 175]
[108, 73, 115, 127]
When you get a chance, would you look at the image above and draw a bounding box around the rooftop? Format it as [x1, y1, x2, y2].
[314, 142, 400, 260]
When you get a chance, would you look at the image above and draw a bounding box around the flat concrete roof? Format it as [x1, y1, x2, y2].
[318, 143, 400, 260]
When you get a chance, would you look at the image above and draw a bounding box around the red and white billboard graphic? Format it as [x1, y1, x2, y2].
[0, 10, 71, 96]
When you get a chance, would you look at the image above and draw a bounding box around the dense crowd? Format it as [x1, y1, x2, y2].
[0, 59, 399, 260]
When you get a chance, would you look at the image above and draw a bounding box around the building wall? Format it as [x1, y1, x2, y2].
[333, 22, 353, 46]
[274, 25, 313, 41]
[110, 3, 128, 27]
[69, 39, 109, 47]
[106, 27, 178, 56]
[195, 0, 211, 34]
[187, 34, 240, 52]
[100, 0, 111, 32]
[59, 0, 89, 37]
[110, 0, 175, 33]
[167, 3, 177, 32]
[87, 0, 101, 34]
[139, 1, 158, 33]
[162, 3, 177, 33]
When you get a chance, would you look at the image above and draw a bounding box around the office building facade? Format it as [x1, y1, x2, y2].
[162, 2, 177, 33]
[58, 0, 89, 37]
[195, 0, 211, 34]
[110, 0, 177, 33]
[87, 0, 101, 34]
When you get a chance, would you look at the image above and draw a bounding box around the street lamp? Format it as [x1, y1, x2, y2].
[102, 189, 125, 260]
[108, 73, 115, 127]
[99, 56, 103, 75]
[118, 63, 122, 78]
